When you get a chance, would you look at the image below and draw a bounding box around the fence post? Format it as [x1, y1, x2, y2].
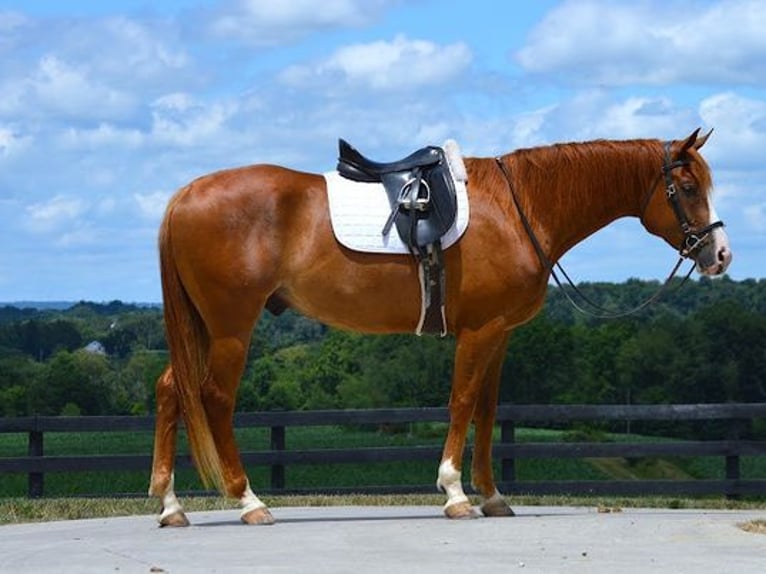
[500, 419, 516, 485]
[270, 425, 286, 491]
[28, 428, 44, 498]
[725, 418, 743, 500]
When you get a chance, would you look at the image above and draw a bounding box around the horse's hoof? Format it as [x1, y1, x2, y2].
[158, 510, 190, 527]
[444, 501, 480, 520]
[480, 496, 515, 517]
[241, 507, 275, 525]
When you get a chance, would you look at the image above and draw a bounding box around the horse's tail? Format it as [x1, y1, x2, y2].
[159, 192, 225, 493]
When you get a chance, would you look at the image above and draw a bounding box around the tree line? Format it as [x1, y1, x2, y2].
[0, 276, 764, 423]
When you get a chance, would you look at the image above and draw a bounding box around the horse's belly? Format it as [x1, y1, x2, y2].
[279, 257, 424, 334]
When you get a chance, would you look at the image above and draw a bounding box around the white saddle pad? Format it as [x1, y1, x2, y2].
[324, 140, 469, 254]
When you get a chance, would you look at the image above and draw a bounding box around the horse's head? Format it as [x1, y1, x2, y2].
[640, 129, 732, 276]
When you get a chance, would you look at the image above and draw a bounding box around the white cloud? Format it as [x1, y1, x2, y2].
[0, 13, 194, 129]
[150, 93, 237, 147]
[35, 55, 135, 118]
[517, 0, 766, 86]
[209, 0, 398, 46]
[0, 125, 30, 157]
[698, 92, 766, 167]
[59, 123, 144, 150]
[134, 190, 172, 221]
[25, 195, 87, 233]
[527, 90, 698, 142]
[744, 203, 766, 232]
[55, 226, 99, 248]
[99, 17, 188, 78]
[0, 54, 135, 122]
[280, 35, 472, 92]
[0, 11, 28, 56]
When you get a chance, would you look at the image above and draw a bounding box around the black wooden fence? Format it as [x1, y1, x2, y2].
[1, 403, 765, 499]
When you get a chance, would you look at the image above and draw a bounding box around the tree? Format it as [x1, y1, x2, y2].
[502, 313, 576, 403]
[29, 350, 114, 415]
[0, 354, 41, 416]
[119, 350, 168, 414]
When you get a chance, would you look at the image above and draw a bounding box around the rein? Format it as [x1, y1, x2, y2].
[493, 148, 700, 319]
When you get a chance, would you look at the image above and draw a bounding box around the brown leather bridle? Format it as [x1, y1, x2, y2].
[640, 141, 725, 259]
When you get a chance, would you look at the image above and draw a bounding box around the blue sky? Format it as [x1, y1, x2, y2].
[0, 0, 763, 303]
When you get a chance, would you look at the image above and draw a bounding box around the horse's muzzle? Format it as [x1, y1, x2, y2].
[694, 226, 732, 276]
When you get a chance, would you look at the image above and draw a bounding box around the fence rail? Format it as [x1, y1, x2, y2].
[1, 403, 765, 499]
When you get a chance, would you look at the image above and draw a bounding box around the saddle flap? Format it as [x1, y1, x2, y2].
[380, 168, 457, 248]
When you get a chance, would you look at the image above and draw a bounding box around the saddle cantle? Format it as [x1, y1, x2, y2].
[336, 139, 458, 250]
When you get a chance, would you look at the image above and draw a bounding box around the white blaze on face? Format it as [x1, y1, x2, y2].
[699, 196, 732, 275]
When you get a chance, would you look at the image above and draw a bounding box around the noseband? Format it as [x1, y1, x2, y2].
[643, 141, 725, 259]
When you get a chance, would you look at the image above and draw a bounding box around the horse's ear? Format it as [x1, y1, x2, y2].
[680, 128, 702, 153]
[680, 127, 713, 153]
[693, 128, 713, 150]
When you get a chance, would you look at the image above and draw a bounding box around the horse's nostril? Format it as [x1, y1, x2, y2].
[716, 245, 732, 271]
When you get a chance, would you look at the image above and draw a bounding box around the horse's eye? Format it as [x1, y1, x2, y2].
[681, 183, 698, 197]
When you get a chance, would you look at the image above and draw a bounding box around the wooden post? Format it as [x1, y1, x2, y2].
[28, 430, 44, 498]
[725, 419, 742, 500]
[270, 425, 286, 491]
[500, 419, 516, 485]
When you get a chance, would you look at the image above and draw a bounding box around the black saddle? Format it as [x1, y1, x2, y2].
[336, 139, 457, 250]
[337, 139, 442, 181]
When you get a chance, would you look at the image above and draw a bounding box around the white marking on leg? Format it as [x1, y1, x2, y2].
[158, 473, 184, 522]
[239, 481, 267, 518]
[437, 459, 469, 509]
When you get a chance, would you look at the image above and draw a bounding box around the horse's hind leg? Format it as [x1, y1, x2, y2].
[470, 332, 515, 517]
[203, 325, 274, 525]
[149, 367, 189, 526]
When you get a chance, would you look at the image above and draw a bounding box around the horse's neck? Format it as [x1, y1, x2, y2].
[507, 140, 660, 263]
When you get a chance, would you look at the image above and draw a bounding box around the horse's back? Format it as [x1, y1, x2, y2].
[169, 163, 323, 217]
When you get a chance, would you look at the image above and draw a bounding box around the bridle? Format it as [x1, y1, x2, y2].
[641, 141, 725, 259]
[494, 140, 725, 318]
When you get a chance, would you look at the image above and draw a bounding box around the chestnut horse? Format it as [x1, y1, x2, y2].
[149, 129, 731, 525]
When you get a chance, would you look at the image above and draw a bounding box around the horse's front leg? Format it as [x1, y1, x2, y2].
[149, 367, 189, 527]
[438, 320, 508, 519]
[471, 331, 515, 517]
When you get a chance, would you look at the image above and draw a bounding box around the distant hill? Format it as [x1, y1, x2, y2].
[0, 300, 162, 324]
[2, 301, 75, 310]
[0, 301, 161, 311]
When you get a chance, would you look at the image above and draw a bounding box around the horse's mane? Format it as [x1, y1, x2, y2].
[486, 139, 712, 224]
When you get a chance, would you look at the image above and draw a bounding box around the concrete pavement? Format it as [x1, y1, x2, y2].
[1, 505, 764, 573]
